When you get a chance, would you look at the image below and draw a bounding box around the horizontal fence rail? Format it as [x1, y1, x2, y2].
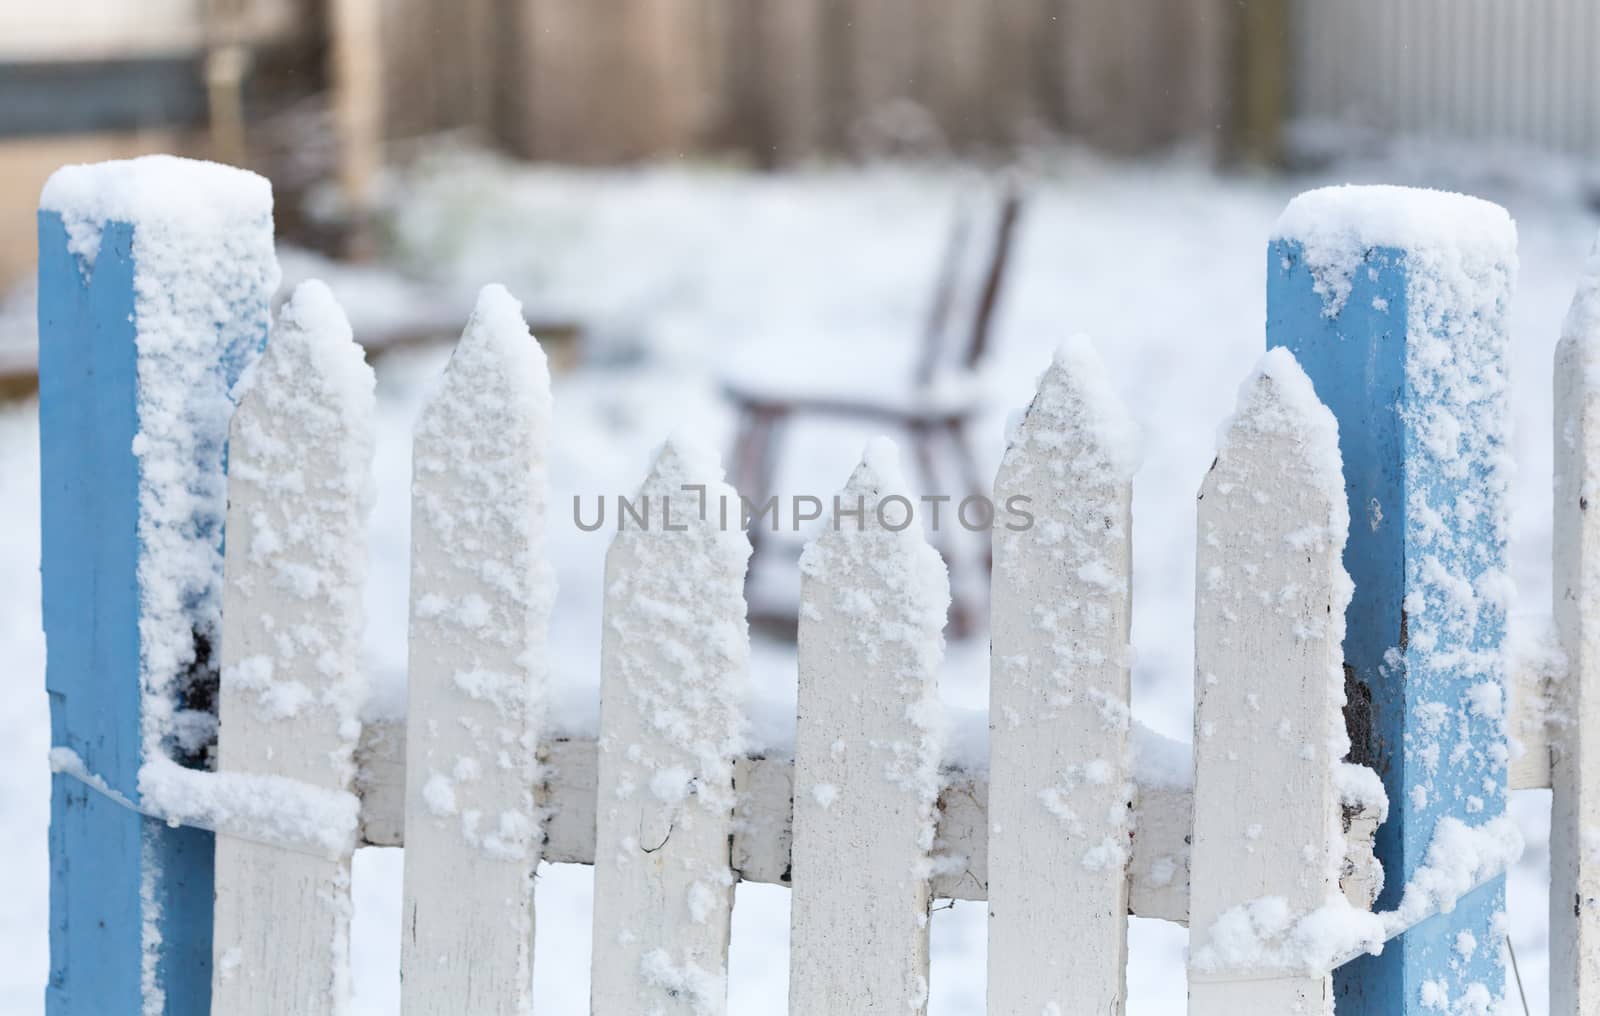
[349, 726, 1390, 923]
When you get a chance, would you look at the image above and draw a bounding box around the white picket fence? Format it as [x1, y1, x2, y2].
[203, 276, 1579, 1015]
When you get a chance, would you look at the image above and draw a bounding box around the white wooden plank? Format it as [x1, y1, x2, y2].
[1509, 626, 1560, 793]
[987, 338, 1136, 1014]
[353, 724, 1385, 918]
[400, 285, 554, 1016]
[1188, 350, 1355, 1014]
[211, 281, 375, 1014]
[1550, 264, 1600, 1015]
[788, 439, 949, 1014]
[590, 442, 751, 1015]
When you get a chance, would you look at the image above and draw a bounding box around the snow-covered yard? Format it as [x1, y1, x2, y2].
[3, 150, 1594, 1012]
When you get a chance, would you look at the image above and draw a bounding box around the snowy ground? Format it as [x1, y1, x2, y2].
[4, 148, 1596, 1012]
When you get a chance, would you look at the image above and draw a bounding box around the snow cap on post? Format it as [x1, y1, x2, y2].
[41, 154, 275, 272]
[590, 437, 750, 1016]
[1272, 184, 1516, 318]
[1269, 184, 1517, 1013]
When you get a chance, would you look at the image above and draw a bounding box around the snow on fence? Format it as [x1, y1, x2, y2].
[33, 157, 1592, 1015]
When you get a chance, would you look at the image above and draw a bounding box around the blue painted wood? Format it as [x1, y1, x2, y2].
[39, 211, 255, 1014]
[1269, 239, 1509, 1012]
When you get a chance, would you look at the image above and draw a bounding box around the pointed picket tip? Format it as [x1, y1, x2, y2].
[233, 280, 375, 499]
[1210, 348, 1344, 497]
[802, 437, 950, 634]
[1003, 335, 1140, 483]
[841, 435, 913, 502]
[278, 277, 353, 345]
[1559, 235, 1600, 369]
[640, 436, 729, 496]
[435, 283, 552, 411]
[254, 279, 375, 416]
[622, 436, 752, 568]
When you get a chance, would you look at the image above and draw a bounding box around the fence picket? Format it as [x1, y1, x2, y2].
[590, 442, 751, 1015]
[1188, 350, 1352, 1015]
[400, 286, 554, 1015]
[788, 440, 950, 1014]
[210, 282, 375, 1014]
[1551, 258, 1600, 1015]
[987, 337, 1137, 1014]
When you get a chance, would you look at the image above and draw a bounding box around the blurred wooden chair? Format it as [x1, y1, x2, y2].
[723, 175, 1026, 636]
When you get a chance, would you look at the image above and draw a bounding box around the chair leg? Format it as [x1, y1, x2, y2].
[729, 406, 763, 502]
[909, 422, 977, 638]
[945, 418, 993, 575]
[746, 408, 786, 561]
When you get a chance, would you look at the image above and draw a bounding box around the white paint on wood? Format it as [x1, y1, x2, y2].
[988, 339, 1137, 1014]
[729, 753, 792, 888]
[400, 286, 553, 1016]
[589, 443, 751, 1015]
[211, 282, 375, 1014]
[788, 441, 949, 1014]
[1550, 265, 1600, 1015]
[1188, 351, 1353, 1014]
[352, 725, 1382, 919]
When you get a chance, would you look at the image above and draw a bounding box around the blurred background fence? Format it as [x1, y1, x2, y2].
[7, 0, 1600, 303]
[377, 0, 1233, 164]
[1295, 0, 1600, 158]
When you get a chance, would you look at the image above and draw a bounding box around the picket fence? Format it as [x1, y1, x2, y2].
[35, 159, 1597, 1016]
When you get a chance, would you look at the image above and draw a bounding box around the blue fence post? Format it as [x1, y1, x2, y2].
[1267, 186, 1517, 1013]
[39, 159, 276, 1014]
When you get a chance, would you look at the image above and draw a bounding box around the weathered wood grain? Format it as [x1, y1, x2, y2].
[400, 286, 553, 1015]
[988, 340, 1136, 1014]
[788, 443, 949, 1014]
[590, 444, 750, 1015]
[211, 283, 373, 1014]
[1550, 267, 1600, 1015]
[1189, 351, 1351, 1014]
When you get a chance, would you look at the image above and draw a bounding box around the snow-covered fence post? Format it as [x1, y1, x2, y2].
[788, 440, 949, 1014]
[400, 286, 554, 1014]
[209, 283, 374, 1013]
[987, 337, 1137, 1014]
[1551, 250, 1600, 1014]
[38, 157, 277, 1015]
[1269, 187, 1518, 1013]
[1187, 350, 1354, 1014]
[590, 442, 751, 1015]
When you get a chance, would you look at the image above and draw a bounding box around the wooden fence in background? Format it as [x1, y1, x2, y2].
[377, 0, 1235, 163]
